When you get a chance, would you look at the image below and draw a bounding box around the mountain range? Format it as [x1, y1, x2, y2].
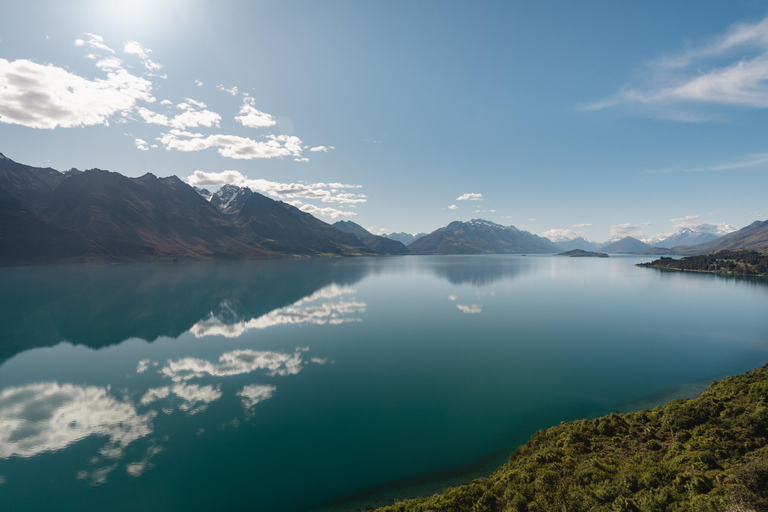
[382, 232, 427, 245]
[0, 153, 404, 264]
[2, 152, 766, 265]
[408, 219, 560, 254]
[552, 237, 601, 252]
[678, 220, 768, 254]
[599, 236, 655, 254]
[653, 227, 721, 247]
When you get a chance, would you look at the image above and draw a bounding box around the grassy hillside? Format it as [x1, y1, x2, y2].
[377, 364, 768, 512]
[637, 250, 768, 277]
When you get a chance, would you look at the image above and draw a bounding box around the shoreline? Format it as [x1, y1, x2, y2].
[373, 363, 768, 511]
[312, 377, 717, 512]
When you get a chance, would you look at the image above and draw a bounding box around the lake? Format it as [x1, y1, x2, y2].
[1, 255, 767, 511]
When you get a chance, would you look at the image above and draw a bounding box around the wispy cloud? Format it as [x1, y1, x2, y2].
[643, 152, 768, 174]
[609, 223, 647, 239]
[75, 33, 115, 54]
[123, 41, 162, 72]
[216, 84, 239, 96]
[580, 16, 768, 120]
[542, 228, 583, 241]
[456, 193, 483, 201]
[456, 304, 482, 314]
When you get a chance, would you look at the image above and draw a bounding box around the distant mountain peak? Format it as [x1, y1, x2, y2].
[0, 152, 8, 160]
[209, 183, 253, 212]
[409, 219, 559, 254]
[194, 187, 213, 201]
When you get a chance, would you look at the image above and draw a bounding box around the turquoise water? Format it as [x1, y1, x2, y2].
[0, 255, 767, 511]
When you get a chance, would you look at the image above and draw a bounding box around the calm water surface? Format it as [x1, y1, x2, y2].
[1, 255, 767, 511]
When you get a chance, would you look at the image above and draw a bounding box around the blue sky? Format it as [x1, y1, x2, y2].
[1, 0, 767, 242]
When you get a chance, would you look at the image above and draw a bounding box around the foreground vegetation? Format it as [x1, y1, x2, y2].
[637, 250, 768, 276]
[377, 364, 768, 512]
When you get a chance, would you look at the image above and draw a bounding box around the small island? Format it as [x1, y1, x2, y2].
[637, 250, 768, 276]
[557, 249, 609, 258]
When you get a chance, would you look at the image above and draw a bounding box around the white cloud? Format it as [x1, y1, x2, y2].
[95, 57, 123, 71]
[291, 202, 357, 219]
[0, 58, 154, 129]
[609, 223, 646, 238]
[668, 215, 735, 235]
[216, 84, 239, 96]
[573, 223, 594, 228]
[185, 170, 248, 187]
[456, 193, 483, 201]
[136, 359, 150, 373]
[295, 157, 309, 162]
[172, 383, 222, 414]
[542, 228, 582, 241]
[134, 138, 149, 151]
[448, 204, 458, 210]
[137, 100, 221, 130]
[456, 304, 482, 314]
[237, 384, 276, 413]
[190, 285, 365, 337]
[235, 96, 276, 128]
[123, 40, 162, 72]
[184, 171, 366, 208]
[309, 145, 335, 152]
[76, 33, 115, 54]
[161, 348, 308, 382]
[159, 99, 172, 106]
[194, 79, 203, 87]
[0, 382, 154, 460]
[138, 386, 170, 406]
[581, 16, 768, 120]
[160, 131, 302, 159]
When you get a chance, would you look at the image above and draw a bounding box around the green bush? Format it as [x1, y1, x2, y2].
[377, 364, 768, 512]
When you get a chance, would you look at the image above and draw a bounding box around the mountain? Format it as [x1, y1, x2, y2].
[683, 220, 768, 254]
[655, 227, 720, 247]
[599, 236, 654, 254]
[409, 219, 560, 255]
[553, 237, 600, 252]
[193, 186, 212, 200]
[0, 151, 67, 212]
[40, 169, 271, 261]
[210, 183, 253, 213]
[332, 221, 410, 254]
[383, 231, 427, 245]
[232, 192, 374, 256]
[0, 152, 391, 264]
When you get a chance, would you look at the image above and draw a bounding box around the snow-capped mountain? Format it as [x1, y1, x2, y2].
[193, 186, 212, 200]
[552, 236, 600, 252]
[198, 184, 255, 213]
[652, 224, 735, 247]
